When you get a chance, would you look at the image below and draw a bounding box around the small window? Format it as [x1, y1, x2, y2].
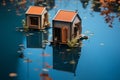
[30, 17, 38, 25]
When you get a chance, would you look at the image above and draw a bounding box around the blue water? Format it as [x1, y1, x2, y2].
[0, 0, 120, 80]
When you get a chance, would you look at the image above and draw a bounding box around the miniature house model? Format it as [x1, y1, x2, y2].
[25, 6, 50, 30]
[53, 10, 82, 44]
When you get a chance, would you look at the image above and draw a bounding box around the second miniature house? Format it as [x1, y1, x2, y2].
[25, 6, 50, 30]
[53, 10, 82, 44]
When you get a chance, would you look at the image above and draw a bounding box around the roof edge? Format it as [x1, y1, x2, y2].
[25, 6, 46, 15]
[53, 9, 61, 20]
[25, 6, 32, 14]
[71, 12, 77, 22]
[41, 7, 46, 15]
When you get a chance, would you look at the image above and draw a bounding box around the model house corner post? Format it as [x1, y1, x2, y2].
[52, 20, 55, 43]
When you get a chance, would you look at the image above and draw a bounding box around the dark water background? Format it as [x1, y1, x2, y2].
[0, 0, 120, 80]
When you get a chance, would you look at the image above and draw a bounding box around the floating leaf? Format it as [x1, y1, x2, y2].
[42, 68, 49, 72]
[9, 73, 17, 77]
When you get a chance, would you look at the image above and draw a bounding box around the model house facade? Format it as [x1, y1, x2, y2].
[25, 6, 50, 30]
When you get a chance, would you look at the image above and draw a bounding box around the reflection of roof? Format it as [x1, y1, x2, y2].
[53, 10, 77, 22]
[26, 6, 45, 15]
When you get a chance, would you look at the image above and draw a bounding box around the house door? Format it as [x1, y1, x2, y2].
[62, 27, 68, 43]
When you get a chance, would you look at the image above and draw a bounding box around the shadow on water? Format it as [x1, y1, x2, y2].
[53, 45, 81, 76]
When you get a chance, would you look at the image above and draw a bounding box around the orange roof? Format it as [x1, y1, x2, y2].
[26, 6, 45, 15]
[54, 10, 77, 22]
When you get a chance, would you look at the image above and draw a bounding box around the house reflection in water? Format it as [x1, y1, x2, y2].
[53, 45, 81, 76]
[26, 30, 48, 48]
